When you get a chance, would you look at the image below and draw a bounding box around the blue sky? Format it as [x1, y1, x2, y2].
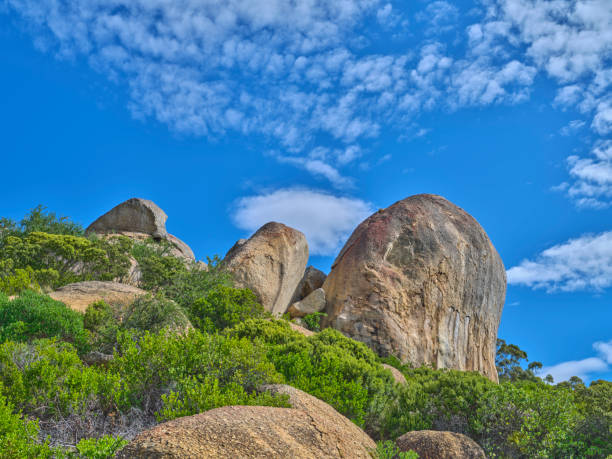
[1, 0, 611, 382]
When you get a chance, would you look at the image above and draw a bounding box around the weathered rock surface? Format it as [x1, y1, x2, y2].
[259, 384, 375, 456]
[288, 288, 326, 318]
[291, 266, 327, 303]
[223, 222, 308, 316]
[322, 194, 506, 382]
[395, 430, 486, 459]
[288, 321, 315, 337]
[382, 364, 407, 384]
[49, 281, 145, 313]
[86, 198, 195, 261]
[118, 386, 375, 458]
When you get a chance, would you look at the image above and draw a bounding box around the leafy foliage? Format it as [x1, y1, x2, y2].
[231, 319, 397, 435]
[74, 435, 128, 458]
[302, 311, 327, 332]
[0, 291, 90, 353]
[188, 285, 267, 333]
[375, 441, 418, 459]
[0, 388, 56, 458]
[121, 293, 191, 334]
[496, 339, 542, 382]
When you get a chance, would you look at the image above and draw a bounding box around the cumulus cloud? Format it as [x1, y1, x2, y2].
[539, 339, 612, 382]
[231, 188, 373, 256]
[507, 231, 612, 292]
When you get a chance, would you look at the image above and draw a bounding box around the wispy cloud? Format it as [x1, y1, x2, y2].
[3, 0, 610, 189]
[507, 231, 612, 292]
[555, 140, 612, 208]
[231, 188, 373, 256]
[539, 339, 612, 382]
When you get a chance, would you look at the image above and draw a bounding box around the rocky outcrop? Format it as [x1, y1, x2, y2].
[223, 222, 308, 316]
[382, 364, 407, 384]
[288, 321, 315, 337]
[86, 198, 195, 261]
[118, 386, 375, 458]
[291, 266, 327, 303]
[48, 281, 145, 313]
[395, 430, 486, 459]
[288, 288, 326, 318]
[322, 194, 506, 382]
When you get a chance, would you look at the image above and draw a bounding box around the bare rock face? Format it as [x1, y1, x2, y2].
[86, 198, 195, 261]
[118, 387, 375, 458]
[288, 288, 326, 318]
[223, 222, 308, 316]
[396, 430, 486, 459]
[291, 266, 327, 303]
[382, 364, 407, 384]
[49, 281, 145, 313]
[323, 194, 506, 382]
[259, 384, 376, 456]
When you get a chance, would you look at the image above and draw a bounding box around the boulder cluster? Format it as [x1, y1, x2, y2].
[47, 195, 504, 457]
[223, 193, 506, 383]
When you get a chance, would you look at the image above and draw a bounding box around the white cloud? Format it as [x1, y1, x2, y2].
[507, 230, 612, 292]
[539, 339, 612, 382]
[557, 140, 612, 208]
[417, 1, 459, 34]
[231, 188, 373, 256]
[559, 119, 586, 136]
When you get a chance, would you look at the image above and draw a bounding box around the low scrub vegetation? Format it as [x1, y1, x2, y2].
[0, 207, 609, 458]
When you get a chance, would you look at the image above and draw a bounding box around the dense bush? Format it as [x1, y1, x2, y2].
[121, 293, 191, 334]
[0, 388, 56, 458]
[188, 285, 267, 333]
[231, 319, 398, 436]
[0, 232, 132, 294]
[0, 291, 90, 352]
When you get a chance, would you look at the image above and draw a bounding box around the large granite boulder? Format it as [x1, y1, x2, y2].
[223, 222, 308, 316]
[322, 194, 506, 382]
[118, 386, 375, 458]
[395, 430, 486, 459]
[86, 198, 195, 261]
[291, 266, 327, 303]
[48, 281, 145, 313]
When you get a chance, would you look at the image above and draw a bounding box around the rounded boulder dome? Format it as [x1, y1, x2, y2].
[322, 194, 506, 382]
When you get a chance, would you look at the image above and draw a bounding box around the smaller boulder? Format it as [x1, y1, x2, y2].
[395, 430, 486, 459]
[86, 198, 168, 238]
[223, 222, 308, 316]
[288, 321, 315, 337]
[118, 386, 376, 458]
[291, 266, 327, 303]
[48, 281, 145, 313]
[382, 364, 407, 384]
[288, 288, 326, 318]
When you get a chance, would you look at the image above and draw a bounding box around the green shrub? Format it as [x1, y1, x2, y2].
[188, 285, 267, 333]
[302, 311, 327, 332]
[0, 388, 56, 458]
[74, 435, 128, 458]
[0, 232, 132, 293]
[121, 293, 191, 333]
[110, 329, 285, 420]
[83, 301, 119, 353]
[231, 319, 397, 436]
[131, 239, 189, 291]
[375, 440, 418, 459]
[0, 291, 90, 353]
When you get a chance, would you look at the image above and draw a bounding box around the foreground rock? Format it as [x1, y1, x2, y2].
[223, 222, 308, 316]
[323, 194, 506, 382]
[118, 386, 375, 458]
[382, 364, 407, 384]
[288, 288, 326, 318]
[291, 266, 327, 303]
[49, 281, 145, 313]
[86, 198, 195, 261]
[396, 430, 486, 459]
